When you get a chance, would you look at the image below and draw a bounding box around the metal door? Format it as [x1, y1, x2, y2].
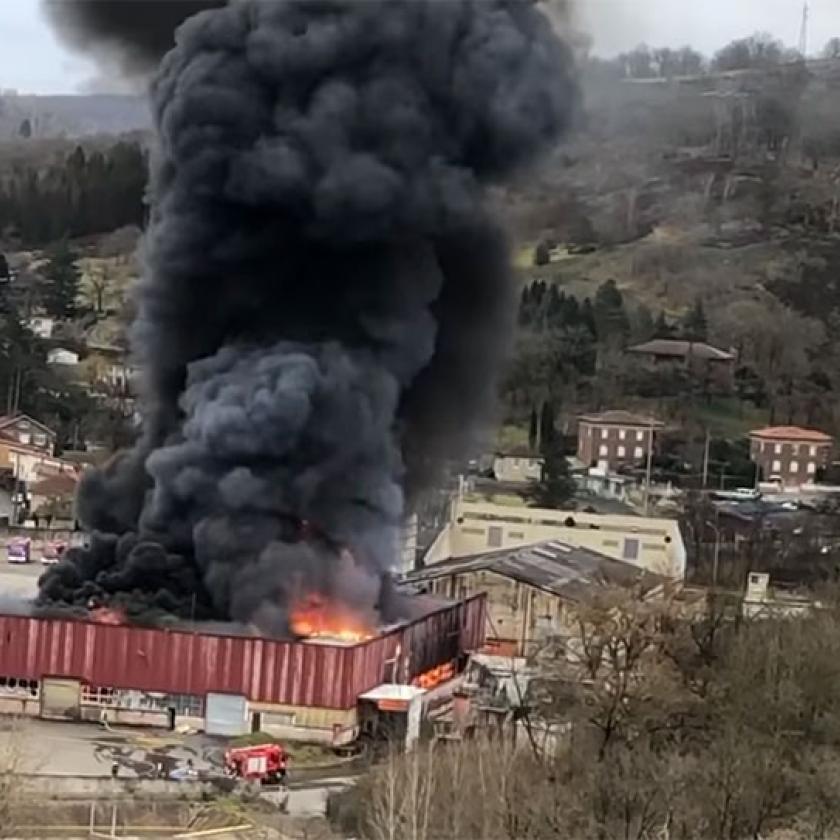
[205, 692, 248, 736]
[40, 677, 81, 720]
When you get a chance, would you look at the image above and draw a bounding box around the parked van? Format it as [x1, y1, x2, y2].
[7, 538, 31, 564]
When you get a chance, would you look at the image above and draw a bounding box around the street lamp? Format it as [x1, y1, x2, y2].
[705, 519, 721, 588]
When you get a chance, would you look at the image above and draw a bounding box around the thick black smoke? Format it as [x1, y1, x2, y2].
[43, 0, 224, 77]
[39, 0, 578, 632]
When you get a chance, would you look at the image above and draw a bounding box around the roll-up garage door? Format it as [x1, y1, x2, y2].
[205, 692, 248, 736]
[40, 677, 81, 720]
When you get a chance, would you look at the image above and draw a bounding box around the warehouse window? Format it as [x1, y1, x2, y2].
[81, 686, 203, 716]
[623, 539, 640, 561]
[82, 685, 116, 706]
[167, 694, 204, 717]
[0, 677, 38, 697]
[264, 711, 296, 728]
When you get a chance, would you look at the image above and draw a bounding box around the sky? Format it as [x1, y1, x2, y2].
[3, 0, 840, 95]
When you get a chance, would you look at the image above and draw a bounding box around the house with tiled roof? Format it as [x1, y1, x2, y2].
[577, 410, 663, 472]
[749, 426, 833, 487]
[628, 339, 736, 391]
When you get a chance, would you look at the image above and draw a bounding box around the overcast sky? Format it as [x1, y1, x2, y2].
[3, 0, 840, 95]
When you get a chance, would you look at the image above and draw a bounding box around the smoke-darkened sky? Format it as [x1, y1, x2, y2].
[4, 0, 840, 94]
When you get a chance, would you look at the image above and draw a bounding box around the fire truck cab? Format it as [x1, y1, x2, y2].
[223, 743, 287, 785]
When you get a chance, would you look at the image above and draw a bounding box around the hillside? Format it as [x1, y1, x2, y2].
[0, 94, 150, 139]
[499, 59, 840, 451]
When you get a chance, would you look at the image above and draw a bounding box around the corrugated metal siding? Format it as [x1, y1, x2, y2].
[0, 595, 486, 710]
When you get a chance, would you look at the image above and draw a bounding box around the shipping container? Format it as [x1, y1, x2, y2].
[0, 595, 485, 710]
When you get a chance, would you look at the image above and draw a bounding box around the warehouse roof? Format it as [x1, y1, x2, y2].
[403, 540, 666, 603]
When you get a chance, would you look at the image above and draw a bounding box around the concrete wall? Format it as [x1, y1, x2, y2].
[15, 775, 225, 799]
[493, 456, 542, 484]
[0, 695, 39, 717]
[0, 525, 80, 551]
[249, 701, 358, 745]
[430, 570, 571, 656]
[425, 500, 685, 579]
[79, 705, 169, 728]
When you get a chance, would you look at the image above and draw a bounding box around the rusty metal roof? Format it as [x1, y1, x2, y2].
[0, 595, 485, 710]
[403, 541, 666, 603]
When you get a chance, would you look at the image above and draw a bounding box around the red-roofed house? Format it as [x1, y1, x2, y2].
[749, 426, 833, 487]
[628, 339, 736, 391]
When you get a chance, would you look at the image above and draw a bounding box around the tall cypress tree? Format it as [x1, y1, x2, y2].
[532, 400, 575, 508]
[42, 240, 81, 320]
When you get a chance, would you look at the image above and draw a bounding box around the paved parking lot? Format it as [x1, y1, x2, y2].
[0, 718, 223, 778]
[0, 562, 41, 599]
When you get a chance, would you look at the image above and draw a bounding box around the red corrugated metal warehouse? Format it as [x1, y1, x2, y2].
[0, 595, 486, 743]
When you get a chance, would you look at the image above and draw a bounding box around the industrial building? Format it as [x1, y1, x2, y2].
[403, 540, 667, 655]
[0, 595, 485, 744]
[424, 499, 686, 579]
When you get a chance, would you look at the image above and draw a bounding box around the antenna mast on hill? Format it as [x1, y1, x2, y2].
[799, 2, 809, 57]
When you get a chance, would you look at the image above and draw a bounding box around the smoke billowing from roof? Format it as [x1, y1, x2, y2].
[38, 0, 578, 633]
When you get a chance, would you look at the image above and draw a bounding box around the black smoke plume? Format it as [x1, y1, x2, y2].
[39, 0, 578, 633]
[42, 0, 224, 77]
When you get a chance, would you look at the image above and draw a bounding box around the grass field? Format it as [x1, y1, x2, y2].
[691, 397, 769, 439]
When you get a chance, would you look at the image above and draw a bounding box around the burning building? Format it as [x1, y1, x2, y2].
[11, 0, 576, 745]
[0, 595, 485, 743]
[35, 0, 577, 650]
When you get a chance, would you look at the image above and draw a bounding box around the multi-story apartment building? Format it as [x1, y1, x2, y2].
[577, 410, 663, 472]
[749, 426, 832, 488]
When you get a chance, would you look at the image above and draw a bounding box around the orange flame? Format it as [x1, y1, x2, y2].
[290, 594, 374, 643]
[90, 607, 126, 625]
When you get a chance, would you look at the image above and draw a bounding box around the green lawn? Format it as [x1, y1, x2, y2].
[690, 397, 769, 440]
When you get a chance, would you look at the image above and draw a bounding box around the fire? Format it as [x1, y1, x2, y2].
[290, 594, 374, 643]
[89, 607, 126, 626]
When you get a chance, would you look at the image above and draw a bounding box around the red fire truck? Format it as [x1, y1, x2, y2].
[223, 743, 288, 785]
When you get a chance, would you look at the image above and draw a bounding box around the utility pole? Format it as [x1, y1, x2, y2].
[701, 428, 710, 489]
[643, 420, 655, 515]
[706, 518, 722, 588]
[799, 2, 809, 57]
